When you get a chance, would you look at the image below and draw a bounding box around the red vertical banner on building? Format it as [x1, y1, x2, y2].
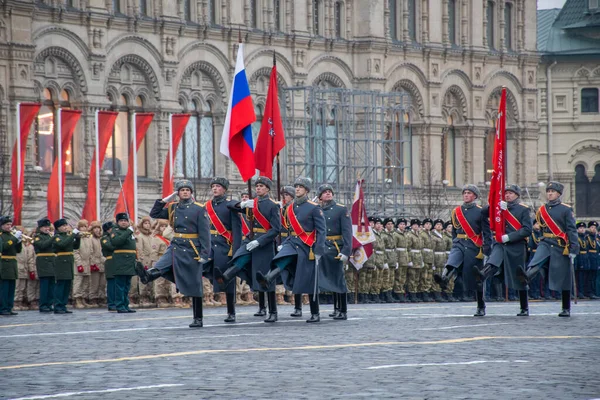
[115, 113, 154, 222]
[47, 109, 82, 222]
[161, 114, 190, 197]
[11, 103, 41, 225]
[488, 87, 507, 242]
[81, 111, 118, 222]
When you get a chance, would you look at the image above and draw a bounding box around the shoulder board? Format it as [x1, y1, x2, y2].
[268, 198, 278, 204]
[476, 205, 482, 208]
[194, 201, 205, 207]
[562, 203, 572, 208]
[518, 203, 529, 208]
[336, 203, 345, 207]
[308, 200, 318, 205]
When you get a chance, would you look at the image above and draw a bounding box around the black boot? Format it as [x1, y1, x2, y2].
[334, 293, 348, 320]
[433, 292, 445, 302]
[291, 294, 302, 316]
[474, 290, 486, 317]
[414, 292, 423, 303]
[254, 292, 266, 317]
[408, 292, 417, 303]
[215, 265, 238, 285]
[224, 292, 236, 323]
[347, 292, 355, 305]
[422, 292, 432, 302]
[518, 265, 542, 285]
[385, 291, 395, 303]
[559, 290, 571, 317]
[363, 293, 372, 304]
[371, 293, 381, 303]
[434, 267, 456, 290]
[189, 296, 203, 328]
[517, 290, 529, 316]
[307, 294, 320, 323]
[264, 291, 278, 323]
[137, 266, 162, 285]
[397, 292, 406, 303]
[329, 293, 340, 317]
[256, 268, 282, 290]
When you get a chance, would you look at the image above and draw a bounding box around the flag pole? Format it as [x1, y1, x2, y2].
[57, 109, 63, 218]
[132, 113, 138, 223]
[95, 110, 101, 221]
[16, 103, 21, 198]
[169, 113, 173, 194]
[274, 51, 282, 203]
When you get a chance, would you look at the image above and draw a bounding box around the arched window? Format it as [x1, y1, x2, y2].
[575, 164, 590, 217]
[335, 1, 343, 38]
[140, 0, 148, 16]
[209, 0, 217, 25]
[113, 0, 121, 13]
[408, 0, 417, 42]
[448, 0, 457, 46]
[176, 100, 214, 179]
[484, 128, 495, 182]
[504, 2, 513, 51]
[487, 1, 495, 50]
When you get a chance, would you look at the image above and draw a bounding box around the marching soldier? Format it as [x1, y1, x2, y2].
[24, 229, 40, 311]
[315, 184, 352, 319]
[202, 177, 242, 323]
[215, 176, 280, 322]
[138, 179, 211, 328]
[435, 185, 490, 316]
[575, 222, 589, 299]
[519, 182, 578, 317]
[151, 219, 176, 308]
[0, 216, 23, 315]
[357, 217, 377, 304]
[479, 184, 532, 316]
[256, 177, 326, 323]
[587, 221, 599, 299]
[393, 218, 409, 303]
[381, 218, 397, 303]
[101, 222, 117, 312]
[33, 218, 55, 312]
[110, 213, 137, 313]
[369, 218, 386, 303]
[527, 221, 543, 300]
[430, 219, 447, 302]
[406, 219, 424, 303]
[52, 218, 80, 314]
[419, 218, 435, 302]
[442, 221, 457, 302]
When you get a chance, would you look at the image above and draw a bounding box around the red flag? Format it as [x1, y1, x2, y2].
[254, 63, 285, 179]
[349, 180, 376, 270]
[162, 114, 191, 197]
[47, 109, 82, 222]
[81, 111, 118, 222]
[115, 113, 154, 221]
[11, 103, 41, 225]
[488, 87, 507, 242]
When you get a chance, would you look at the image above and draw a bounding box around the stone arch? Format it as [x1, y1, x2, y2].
[312, 72, 346, 88]
[42, 80, 62, 101]
[34, 47, 88, 95]
[108, 54, 160, 101]
[178, 61, 228, 111]
[33, 26, 90, 60]
[484, 86, 520, 127]
[567, 140, 600, 168]
[391, 79, 425, 119]
[307, 55, 354, 88]
[105, 34, 163, 67]
[482, 69, 523, 92]
[245, 49, 295, 84]
[248, 66, 291, 110]
[574, 66, 591, 79]
[442, 85, 468, 123]
[593, 67, 600, 78]
[440, 69, 473, 90]
[249, 67, 289, 89]
[106, 85, 120, 105]
[177, 42, 230, 73]
[385, 62, 428, 88]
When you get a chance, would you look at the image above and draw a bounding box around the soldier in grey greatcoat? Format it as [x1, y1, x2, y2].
[479, 184, 532, 316]
[137, 179, 211, 328]
[519, 181, 579, 317]
[256, 177, 327, 323]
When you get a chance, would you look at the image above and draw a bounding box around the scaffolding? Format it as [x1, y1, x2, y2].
[280, 87, 411, 217]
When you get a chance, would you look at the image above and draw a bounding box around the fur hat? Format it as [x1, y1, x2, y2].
[210, 177, 229, 191]
[281, 186, 295, 198]
[546, 181, 564, 195]
[293, 176, 312, 192]
[255, 176, 273, 190]
[77, 219, 89, 228]
[317, 183, 334, 198]
[175, 179, 194, 193]
[505, 184, 522, 197]
[37, 217, 52, 228]
[462, 184, 481, 199]
[115, 213, 129, 222]
[53, 218, 68, 229]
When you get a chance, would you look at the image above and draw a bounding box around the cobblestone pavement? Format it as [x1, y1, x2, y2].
[1, 300, 600, 400]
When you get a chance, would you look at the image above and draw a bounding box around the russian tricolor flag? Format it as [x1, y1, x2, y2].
[220, 43, 257, 181]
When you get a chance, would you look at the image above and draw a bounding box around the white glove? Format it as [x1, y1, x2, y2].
[344, 264, 349, 271]
[128, 226, 135, 232]
[162, 191, 178, 203]
[72, 228, 80, 235]
[569, 254, 577, 263]
[199, 258, 207, 264]
[277, 245, 283, 252]
[276, 201, 284, 208]
[432, 266, 436, 271]
[421, 262, 425, 268]
[395, 262, 399, 269]
[338, 253, 349, 263]
[501, 234, 510, 243]
[240, 200, 254, 209]
[383, 263, 389, 269]
[246, 240, 260, 251]
[13, 230, 23, 242]
[500, 201, 507, 211]
[408, 262, 413, 267]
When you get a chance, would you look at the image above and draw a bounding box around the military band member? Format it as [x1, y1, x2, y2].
[33, 218, 55, 312]
[316, 184, 352, 320]
[393, 218, 410, 303]
[430, 219, 447, 302]
[110, 213, 137, 313]
[138, 179, 211, 328]
[519, 181, 579, 317]
[0, 216, 23, 315]
[151, 219, 175, 308]
[435, 185, 490, 316]
[52, 218, 80, 314]
[15, 226, 34, 311]
[587, 221, 599, 299]
[23, 230, 39, 310]
[101, 222, 116, 312]
[256, 177, 327, 323]
[406, 219, 424, 303]
[216, 176, 280, 322]
[479, 184, 532, 316]
[575, 222, 589, 300]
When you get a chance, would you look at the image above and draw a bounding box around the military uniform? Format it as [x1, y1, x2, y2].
[442, 222, 456, 300]
[33, 218, 55, 312]
[110, 214, 137, 313]
[575, 222, 589, 299]
[15, 231, 34, 310]
[523, 181, 579, 317]
[419, 219, 435, 302]
[527, 226, 542, 299]
[370, 226, 386, 303]
[88, 223, 106, 307]
[100, 222, 116, 311]
[136, 217, 156, 307]
[52, 219, 80, 314]
[430, 219, 447, 302]
[405, 220, 424, 302]
[357, 217, 378, 303]
[0, 217, 22, 315]
[587, 221, 599, 299]
[392, 219, 409, 302]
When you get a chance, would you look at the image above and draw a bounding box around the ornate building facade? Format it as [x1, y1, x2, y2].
[0, 0, 539, 222]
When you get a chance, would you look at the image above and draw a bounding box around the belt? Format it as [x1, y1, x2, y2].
[590, 250, 597, 253]
[114, 250, 137, 254]
[385, 249, 393, 252]
[457, 234, 468, 239]
[105, 256, 113, 260]
[543, 233, 558, 238]
[396, 248, 407, 251]
[253, 228, 267, 233]
[56, 252, 73, 256]
[445, 251, 451, 255]
[580, 251, 587, 255]
[532, 249, 537, 253]
[375, 251, 384, 254]
[291, 231, 314, 237]
[411, 250, 421, 253]
[423, 249, 432, 252]
[36, 253, 56, 257]
[326, 235, 342, 241]
[1, 255, 16, 260]
[174, 233, 199, 239]
[434, 252, 446, 255]
[281, 233, 288, 237]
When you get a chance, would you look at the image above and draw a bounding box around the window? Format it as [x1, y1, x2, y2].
[274, 0, 281, 31]
[504, 2, 512, 50]
[408, 0, 417, 42]
[184, 0, 191, 21]
[487, 1, 495, 50]
[576, 165, 590, 216]
[209, 0, 216, 24]
[250, 0, 257, 28]
[113, 0, 121, 13]
[402, 112, 412, 185]
[334, 1, 343, 38]
[582, 88, 599, 113]
[442, 125, 456, 186]
[389, 0, 398, 40]
[177, 101, 214, 179]
[66, 0, 74, 7]
[313, 0, 320, 35]
[448, 0, 457, 45]
[484, 128, 495, 181]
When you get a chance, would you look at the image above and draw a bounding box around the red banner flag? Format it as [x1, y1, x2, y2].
[161, 114, 191, 197]
[115, 113, 154, 222]
[81, 111, 118, 222]
[349, 180, 376, 270]
[47, 109, 82, 222]
[254, 62, 285, 179]
[488, 87, 507, 242]
[11, 103, 41, 225]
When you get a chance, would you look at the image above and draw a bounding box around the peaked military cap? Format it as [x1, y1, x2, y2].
[293, 176, 312, 192]
[281, 185, 295, 198]
[423, 218, 433, 225]
[0, 215, 12, 226]
[382, 217, 395, 226]
[255, 176, 273, 189]
[210, 177, 229, 191]
[505, 184, 522, 197]
[462, 184, 481, 199]
[37, 217, 52, 228]
[410, 218, 421, 226]
[576, 222, 587, 229]
[317, 183, 334, 198]
[115, 213, 129, 222]
[102, 221, 114, 232]
[588, 221, 598, 228]
[433, 219, 445, 227]
[546, 181, 564, 195]
[53, 218, 68, 229]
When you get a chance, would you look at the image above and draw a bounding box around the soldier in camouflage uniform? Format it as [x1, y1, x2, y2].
[406, 219, 424, 303]
[393, 218, 409, 302]
[419, 218, 434, 302]
[369, 219, 386, 303]
[430, 219, 447, 302]
[381, 218, 397, 303]
[357, 217, 377, 303]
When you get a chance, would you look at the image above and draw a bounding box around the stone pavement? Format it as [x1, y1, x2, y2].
[1, 300, 599, 400]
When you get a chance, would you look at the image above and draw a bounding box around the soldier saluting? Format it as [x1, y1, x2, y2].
[137, 179, 211, 328]
[33, 218, 55, 313]
[52, 218, 80, 314]
[519, 182, 578, 317]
